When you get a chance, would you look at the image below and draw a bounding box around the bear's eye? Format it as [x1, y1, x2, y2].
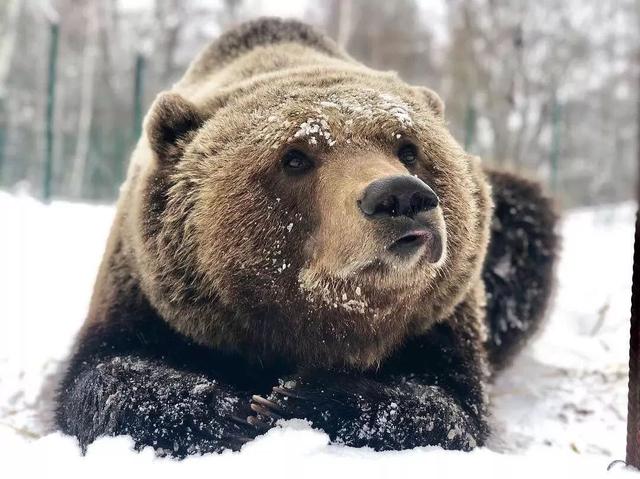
[398, 144, 418, 166]
[282, 149, 314, 174]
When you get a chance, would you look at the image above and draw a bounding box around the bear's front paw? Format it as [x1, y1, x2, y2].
[222, 413, 269, 450]
[247, 374, 382, 436]
[247, 375, 485, 451]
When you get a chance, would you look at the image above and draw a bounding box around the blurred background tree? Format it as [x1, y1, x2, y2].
[0, 0, 637, 207]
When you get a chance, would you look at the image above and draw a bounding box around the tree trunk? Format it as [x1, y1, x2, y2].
[0, 0, 20, 96]
[336, 0, 352, 49]
[69, 6, 99, 198]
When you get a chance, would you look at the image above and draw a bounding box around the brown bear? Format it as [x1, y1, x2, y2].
[55, 18, 557, 457]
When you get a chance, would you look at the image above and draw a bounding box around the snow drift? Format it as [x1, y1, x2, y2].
[0, 191, 635, 477]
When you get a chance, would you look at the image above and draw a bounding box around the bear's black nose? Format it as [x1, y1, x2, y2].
[358, 175, 439, 219]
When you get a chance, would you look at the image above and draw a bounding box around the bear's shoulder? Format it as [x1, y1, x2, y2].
[185, 17, 345, 80]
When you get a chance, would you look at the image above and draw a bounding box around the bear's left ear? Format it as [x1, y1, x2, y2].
[414, 86, 445, 119]
[146, 92, 205, 162]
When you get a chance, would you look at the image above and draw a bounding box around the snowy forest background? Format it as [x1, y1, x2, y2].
[0, 0, 638, 208]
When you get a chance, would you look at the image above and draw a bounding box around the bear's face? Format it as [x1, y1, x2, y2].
[133, 72, 492, 368]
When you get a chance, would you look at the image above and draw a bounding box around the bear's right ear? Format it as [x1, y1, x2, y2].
[414, 86, 445, 119]
[146, 92, 205, 162]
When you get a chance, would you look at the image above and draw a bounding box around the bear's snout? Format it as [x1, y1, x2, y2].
[357, 175, 443, 263]
[357, 175, 439, 219]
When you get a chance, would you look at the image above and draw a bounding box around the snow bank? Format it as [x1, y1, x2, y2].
[0, 191, 636, 477]
[1, 423, 637, 479]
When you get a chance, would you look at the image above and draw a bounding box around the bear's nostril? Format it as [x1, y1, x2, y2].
[379, 195, 399, 217]
[410, 193, 422, 216]
[410, 191, 438, 215]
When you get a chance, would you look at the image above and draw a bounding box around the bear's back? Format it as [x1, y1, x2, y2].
[179, 17, 350, 90]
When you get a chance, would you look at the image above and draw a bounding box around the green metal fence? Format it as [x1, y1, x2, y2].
[42, 20, 59, 202]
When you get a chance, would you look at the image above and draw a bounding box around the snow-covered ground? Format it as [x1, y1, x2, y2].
[0, 191, 636, 477]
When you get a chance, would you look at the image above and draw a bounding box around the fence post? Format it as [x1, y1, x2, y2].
[0, 98, 6, 182]
[464, 103, 476, 152]
[43, 20, 59, 202]
[133, 53, 145, 141]
[549, 95, 561, 193]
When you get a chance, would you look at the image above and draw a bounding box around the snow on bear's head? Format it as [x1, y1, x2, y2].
[126, 70, 492, 369]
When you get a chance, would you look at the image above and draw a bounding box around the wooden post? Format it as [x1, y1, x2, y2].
[628, 206, 640, 468]
[43, 20, 59, 202]
[626, 44, 640, 469]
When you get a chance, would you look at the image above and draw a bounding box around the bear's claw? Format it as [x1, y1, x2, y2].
[272, 385, 305, 399]
[251, 394, 288, 419]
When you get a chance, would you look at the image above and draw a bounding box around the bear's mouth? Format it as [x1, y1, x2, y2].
[387, 227, 443, 263]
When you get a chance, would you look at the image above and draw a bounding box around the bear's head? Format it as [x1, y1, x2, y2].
[126, 68, 492, 369]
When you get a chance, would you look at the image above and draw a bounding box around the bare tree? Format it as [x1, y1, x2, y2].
[336, 0, 352, 49]
[0, 0, 20, 98]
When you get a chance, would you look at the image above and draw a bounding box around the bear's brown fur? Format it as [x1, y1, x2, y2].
[56, 18, 556, 457]
[92, 19, 492, 370]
